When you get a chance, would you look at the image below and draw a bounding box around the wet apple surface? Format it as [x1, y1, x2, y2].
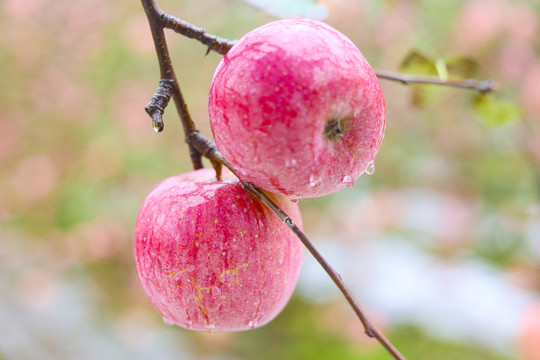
[134, 169, 303, 331]
[209, 18, 386, 199]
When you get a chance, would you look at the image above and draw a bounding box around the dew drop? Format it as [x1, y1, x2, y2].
[284, 218, 293, 226]
[285, 158, 298, 168]
[163, 317, 175, 325]
[364, 161, 375, 175]
[211, 287, 221, 297]
[205, 324, 215, 332]
[248, 320, 257, 329]
[342, 175, 354, 187]
[309, 174, 321, 187]
[152, 118, 164, 133]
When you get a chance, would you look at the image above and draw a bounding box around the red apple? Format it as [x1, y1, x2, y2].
[209, 18, 385, 199]
[134, 168, 303, 331]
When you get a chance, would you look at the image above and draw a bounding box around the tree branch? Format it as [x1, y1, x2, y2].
[141, 0, 203, 169]
[375, 70, 498, 93]
[153, 15, 496, 94]
[160, 13, 237, 55]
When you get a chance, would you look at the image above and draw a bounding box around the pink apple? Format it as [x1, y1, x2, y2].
[133, 168, 303, 331]
[209, 18, 385, 199]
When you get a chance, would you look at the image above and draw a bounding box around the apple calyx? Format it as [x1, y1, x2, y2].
[324, 118, 345, 142]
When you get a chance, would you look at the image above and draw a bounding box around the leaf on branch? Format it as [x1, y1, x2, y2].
[243, 0, 328, 20]
[400, 51, 490, 107]
[399, 51, 438, 76]
[473, 94, 522, 127]
[400, 51, 481, 80]
[444, 56, 480, 79]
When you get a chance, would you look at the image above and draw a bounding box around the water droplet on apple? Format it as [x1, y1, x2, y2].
[285, 158, 297, 168]
[163, 317, 175, 325]
[364, 161, 375, 175]
[248, 320, 257, 329]
[342, 175, 354, 187]
[211, 287, 221, 297]
[205, 324, 215, 332]
[284, 218, 293, 226]
[309, 174, 321, 187]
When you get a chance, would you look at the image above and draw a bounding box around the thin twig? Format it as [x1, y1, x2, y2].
[154, 15, 496, 94]
[242, 182, 405, 360]
[375, 70, 498, 93]
[160, 13, 237, 55]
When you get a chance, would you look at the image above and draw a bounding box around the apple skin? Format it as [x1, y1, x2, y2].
[209, 18, 385, 199]
[134, 169, 303, 331]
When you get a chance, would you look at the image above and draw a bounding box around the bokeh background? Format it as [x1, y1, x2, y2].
[1, 0, 539, 359]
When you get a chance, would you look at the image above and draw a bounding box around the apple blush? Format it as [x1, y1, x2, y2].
[209, 18, 386, 199]
[133, 169, 303, 331]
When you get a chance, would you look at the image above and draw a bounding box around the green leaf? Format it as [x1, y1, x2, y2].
[445, 56, 480, 79]
[473, 95, 522, 127]
[399, 51, 438, 76]
[400, 52, 481, 80]
[435, 58, 449, 81]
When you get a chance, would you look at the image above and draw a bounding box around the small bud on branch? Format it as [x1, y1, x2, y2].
[145, 79, 175, 132]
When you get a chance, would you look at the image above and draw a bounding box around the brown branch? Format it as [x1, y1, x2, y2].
[160, 13, 237, 55]
[141, 0, 202, 169]
[142, 3, 406, 358]
[145, 79, 174, 132]
[241, 181, 405, 360]
[375, 70, 498, 93]
[151, 15, 496, 94]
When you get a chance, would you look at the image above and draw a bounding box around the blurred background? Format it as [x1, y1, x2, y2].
[0, 0, 539, 359]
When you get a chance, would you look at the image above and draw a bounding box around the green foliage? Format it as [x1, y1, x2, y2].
[444, 56, 480, 79]
[473, 95, 522, 127]
[56, 179, 104, 229]
[399, 51, 438, 76]
[391, 326, 512, 360]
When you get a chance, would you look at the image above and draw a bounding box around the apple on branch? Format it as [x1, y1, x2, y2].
[133, 169, 303, 331]
[209, 18, 386, 199]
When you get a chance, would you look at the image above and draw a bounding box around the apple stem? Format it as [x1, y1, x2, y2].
[187, 130, 223, 180]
